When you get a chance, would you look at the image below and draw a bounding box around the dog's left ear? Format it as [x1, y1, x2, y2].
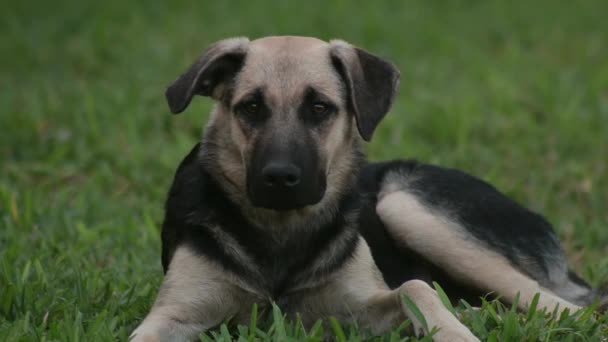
[329, 40, 400, 141]
[165, 37, 250, 114]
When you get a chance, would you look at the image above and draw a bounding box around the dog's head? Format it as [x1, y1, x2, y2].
[166, 36, 399, 211]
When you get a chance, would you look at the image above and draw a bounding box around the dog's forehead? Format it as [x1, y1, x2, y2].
[250, 36, 328, 51]
[234, 37, 342, 104]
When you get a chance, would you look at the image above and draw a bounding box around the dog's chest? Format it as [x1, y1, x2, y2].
[218, 219, 360, 299]
[246, 237, 322, 296]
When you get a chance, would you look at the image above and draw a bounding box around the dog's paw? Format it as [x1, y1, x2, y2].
[410, 320, 479, 342]
[129, 326, 162, 342]
[431, 326, 480, 342]
[129, 332, 160, 342]
[421, 316, 479, 342]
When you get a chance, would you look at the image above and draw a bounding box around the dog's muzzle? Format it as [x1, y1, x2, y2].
[247, 140, 326, 211]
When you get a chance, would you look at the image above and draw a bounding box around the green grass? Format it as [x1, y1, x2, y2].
[1, 0, 608, 340]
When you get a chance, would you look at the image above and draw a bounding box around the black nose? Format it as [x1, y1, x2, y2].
[262, 163, 301, 187]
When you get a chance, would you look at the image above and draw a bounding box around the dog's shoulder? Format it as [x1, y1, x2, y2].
[164, 143, 207, 218]
[161, 143, 233, 272]
[161, 143, 203, 271]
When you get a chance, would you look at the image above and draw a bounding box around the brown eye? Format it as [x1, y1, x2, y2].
[312, 103, 327, 114]
[244, 101, 260, 114]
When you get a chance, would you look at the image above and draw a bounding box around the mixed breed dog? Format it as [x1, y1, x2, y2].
[131, 36, 605, 341]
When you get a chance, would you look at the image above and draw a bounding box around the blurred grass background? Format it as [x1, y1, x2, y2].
[1, 0, 607, 340]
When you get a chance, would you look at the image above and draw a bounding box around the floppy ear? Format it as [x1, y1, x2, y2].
[329, 40, 400, 141]
[165, 37, 250, 114]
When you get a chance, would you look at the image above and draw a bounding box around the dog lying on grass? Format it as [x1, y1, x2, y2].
[131, 36, 606, 341]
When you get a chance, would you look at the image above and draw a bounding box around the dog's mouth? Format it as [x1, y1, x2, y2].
[246, 172, 327, 211]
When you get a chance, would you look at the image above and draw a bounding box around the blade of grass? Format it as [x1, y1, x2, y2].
[401, 294, 429, 333]
[526, 293, 540, 321]
[432, 281, 456, 314]
[248, 303, 258, 341]
[328, 317, 346, 342]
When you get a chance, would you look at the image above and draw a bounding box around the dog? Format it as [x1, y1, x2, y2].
[131, 36, 605, 341]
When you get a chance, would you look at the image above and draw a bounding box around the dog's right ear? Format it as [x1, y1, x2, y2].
[165, 37, 250, 114]
[329, 40, 400, 142]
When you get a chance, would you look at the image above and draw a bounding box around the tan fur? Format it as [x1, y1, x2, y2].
[376, 187, 581, 315]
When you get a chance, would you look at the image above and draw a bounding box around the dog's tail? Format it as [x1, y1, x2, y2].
[549, 270, 608, 312]
[596, 286, 608, 312]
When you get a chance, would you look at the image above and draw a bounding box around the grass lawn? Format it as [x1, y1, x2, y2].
[1, 0, 607, 340]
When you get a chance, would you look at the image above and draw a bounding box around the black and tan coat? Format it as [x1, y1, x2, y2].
[131, 36, 605, 342]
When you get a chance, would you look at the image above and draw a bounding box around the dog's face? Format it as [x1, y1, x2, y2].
[165, 36, 399, 211]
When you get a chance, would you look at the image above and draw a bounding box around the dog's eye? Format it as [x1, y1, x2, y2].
[305, 101, 336, 125]
[312, 103, 328, 115]
[235, 98, 268, 126]
[244, 101, 260, 114]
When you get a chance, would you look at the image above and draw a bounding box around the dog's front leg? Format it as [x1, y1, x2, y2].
[311, 239, 478, 342]
[130, 246, 251, 342]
